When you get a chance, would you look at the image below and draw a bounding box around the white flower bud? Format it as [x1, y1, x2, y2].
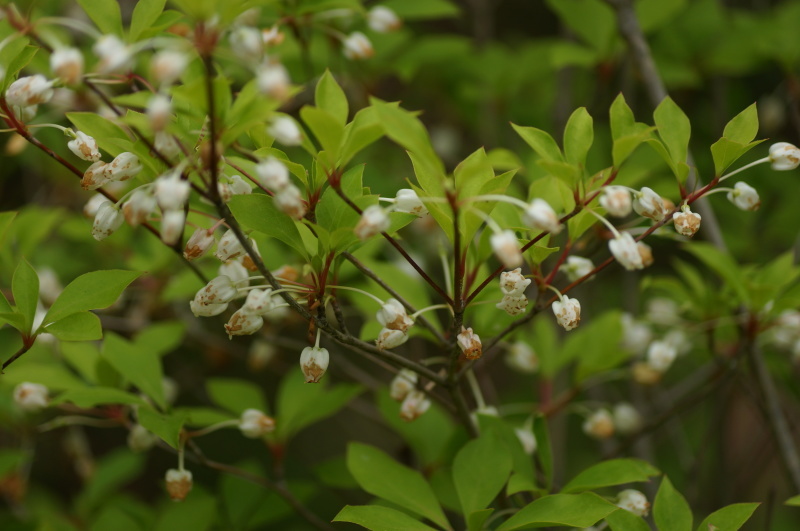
[105, 152, 142, 182]
[128, 424, 157, 452]
[219, 259, 249, 285]
[491, 230, 523, 269]
[637, 241, 654, 268]
[608, 232, 644, 270]
[93, 35, 133, 74]
[768, 142, 800, 171]
[228, 175, 251, 196]
[457, 326, 482, 359]
[727, 181, 760, 211]
[84, 194, 110, 218]
[243, 289, 277, 315]
[646, 298, 680, 326]
[616, 489, 650, 517]
[600, 186, 632, 217]
[646, 340, 677, 373]
[355, 205, 391, 240]
[673, 209, 701, 237]
[515, 427, 537, 455]
[154, 131, 181, 159]
[214, 230, 246, 261]
[6, 75, 54, 107]
[552, 296, 581, 331]
[256, 61, 291, 100]
[523, 199, 562, 233]
[183, 228, 216, 260]
[632, 187, 666, 220]
[81, 162, 111, 191]
[612, 402, 642, 435]
[122, 189, 157, 227]
[51, 48, 84, 85]
[190, 299, 228, 317]
[389, 369, 418, 401]
[620, 313, 652, 354]
[376, 328, 409, 349]
[399, 389, 430, 422]
[267, 116, 303, 146]
[229, 26, 263, 60]
[499, 268, 531, 296]
[165, 469, 193, 501]
[13, 382, 48, 412]
[255, 157, 290, 191]
[562, 256, 594, 282]
[225, 308, 264, 338]
[160, 209, 185, 245]
[377, 298, 414, 332]
[194, 275, 238, 306]
[274, 185, 307, 220]
[92, 202, 124, 241]
[147, 93, 172, 131]
[150, 50, 189, 86]
[262, 26, 285, 46]
[68, 131, 101, 162]
[583, 409, 615, 439]
[496, 295, 528, 316]
[300, 346, 330, 383]
[154, 172, 190, 211]
[393, 188, 427, 216]
[342, 32, 374, 60]
[368, 6, 402, 33]
[239, 408, 275, 438]
[506, 341, 538, 373]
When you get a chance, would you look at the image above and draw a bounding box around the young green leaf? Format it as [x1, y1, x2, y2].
[44, 270, 142, 325]
[563, 107, 593, 167]
[605, 508, 651, 531]
[315, 70, 349, 125]
[227, 194, 308, 258]
[137, 407, 187, 449]
[333, 505, 439, 530]
[654, 476, 693, 531]
[129, 0, 167, 41]
[610, 93, 636, 141]
[43, 311, 102, 341]
[300, 105, 344, 160]
[380, 0, 460, 19]
[452, 431, 513, 515]
[653, 97, 691, 178]
[346, 442, 450, 529]
[77, 0, 124, 36]
[12, 259, 38, 335]
[696, 503, 759, 531]
[561, 458, 659, 493]
[207, 378, 268, 415]
[533, 415, 554, 490]
[722, 103, 759, 144]
[511, 124, 564, 162]
[786, 494, 800, 506]
[496, 493, 617, 530]
[102, 332, 166, 410]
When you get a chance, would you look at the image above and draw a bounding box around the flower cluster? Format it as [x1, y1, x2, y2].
[496, 268, 531, 316]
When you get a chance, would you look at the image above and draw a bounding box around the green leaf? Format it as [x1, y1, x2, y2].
[467, 509, 494, 531]
[710, 137, 764, 176]
[129, 0, 167, 41]
[654, 476, 693, 531]
[153, 489, 218, 531]
[44, 270, 142, 325]
[380, 0, 460, 19]
[51, 387, 149, 408]
[653, 97, 691, 179]
[533, 415, 553, 490]
[207, 378, 268, 415]
[373, 100, 444, 176]
[315, 70, 348, 125]
[228, 194, 308, 258]
[178, 407, 235, 427]
[497, 493, 617, 530]
[722, 103, 759, 144]
[134, 321, 185, 357]
[563, 107, 593, 167]
[77, 0, 124, 35]
[300, 106, 344, 163]
[512, 124, 564, 162]
[137, 407, 186, 449]
[66, 112, 131, 157]
[339, 106, 385, 167]
[696, 503, 759, 531]
[0, 312, 27, 333]
[102, 332, 166, 410]
[347, 442, 449, 529]
[683, 242, 749, 305]
[0, 211, 16, 248]
[561, 459, 659, 493]
[453, 431, 513, 515]
[12, 259, 38, 335]
[333, 505, 439, 531]
[0, 38, 34, 91]
[605, 508, 651, 531]
[610, 94, 636, 141]
[76, 450, 144, 517]
[43, 312, 103, 341]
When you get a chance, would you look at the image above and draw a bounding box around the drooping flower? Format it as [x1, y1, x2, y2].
[367, 6, 402, 33]
[496, 295, 528, 316]
[377, 298, 414, 332]
[51, 48, 84, 85]
[727, 182, 760, 211]
[92, 202, 124, 241]
[552, 296, 581, 331]
[616, 489, 650, 517]
[562, 256, 594, 282]
[583, 409, 615, 439]
[523, 199, 562, 233]
[165, 469, 193, 501]
[224, 308, 264, 338]
[389, 369, 418, 401]
[122, 189, 157, 227]
[768, 142, 800, 171]
[399, 389, 430, 422]
[505, 342, 539, 373]
[608, 232, 644, 270]
[457, 327, 482, 359]
[183, 228, 216, 260]
[355, 205, 390, 240]
[612, 402, 642, 435]
[490, 230, 523, 269]
[394, 189, 427, 216]
[238, 409, 276, 438]
[499, 268, 531, 296]
[13, 382, 49, 412]
[600, 186, 632, 217]
[300, 346, 330, 383]
[267, 116, 303, 146]
[376, 328, 408, 350]
[6, 75, 54, 107]
[673, 208, 701, 237]
[632, 187, 665, 221]
[342, 32, 374, 60]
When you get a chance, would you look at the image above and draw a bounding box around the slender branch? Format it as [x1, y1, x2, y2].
[342, 252, 446, 344]
[2, 342, 33, 372]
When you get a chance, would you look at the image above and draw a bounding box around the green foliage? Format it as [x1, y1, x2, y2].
[43, 270, 142, 325]
[452, 430, 513, 516]
[334, 505, 440, 530]
[496, 493, 617, 530]
[561, 459, 659, 493]
[102, 333, 166, 410]
[654, 476, 693, 531]
[649, 97, 691, 184]
[696, 503, 760, 531]
[710, 103, 763, 175]
[11, 259, 38, 335]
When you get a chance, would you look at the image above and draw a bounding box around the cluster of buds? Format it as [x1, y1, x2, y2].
[356, 205, 391, 241]
[505, 341, 539, 373]
[457, 327, 482, 359]
[83, 151, 143, 190]
[238, 409, 276, 438]
[375, 299, 414, 349]
[255, 156, 307, 220]
[13, 382, 49, 412]
[300, 346, 330, 383]
[152, 170, 191, 245]
[583, 403, 643, 439]
[616, 489, 650, 517]
[496, 268, 531, 316]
